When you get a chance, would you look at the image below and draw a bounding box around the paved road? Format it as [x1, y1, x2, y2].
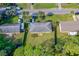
[22, 8, 79, 15]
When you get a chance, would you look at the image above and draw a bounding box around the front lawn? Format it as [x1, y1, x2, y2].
[36, 14, 73, 22]
[33, 3, 57, 9]
[62, 3, 79, 8]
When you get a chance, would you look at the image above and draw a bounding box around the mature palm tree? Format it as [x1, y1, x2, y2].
[38, 11, 45, 20]
[23, 11, 29, 22]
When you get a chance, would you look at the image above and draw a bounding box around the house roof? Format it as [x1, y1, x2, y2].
[0, 8, 6, 14]
[0, 24, 20, 33]
[60, 21, 79, 32]
[29, 22, 52, 33]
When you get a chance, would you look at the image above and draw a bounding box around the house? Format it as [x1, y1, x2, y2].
[59, 21, 79, 35]
[29, 22, 52, 36]
[0, 24, 20, 34]
[0, 8, 6, 14]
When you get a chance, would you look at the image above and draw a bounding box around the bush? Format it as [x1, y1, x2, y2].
[14, 46, 24, 56]
[0, 50, 7, 56]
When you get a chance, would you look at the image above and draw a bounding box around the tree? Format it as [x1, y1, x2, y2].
[0, 34, 16, 56]
[0, 50, 7, 56]
[38, 11, 46, 20]
[23, 11, 29, 21]
[5, 7, 16, 17]
[24, 44, 34, 56]
[62, 36, 79, 56]
[0, 3, 10, 7]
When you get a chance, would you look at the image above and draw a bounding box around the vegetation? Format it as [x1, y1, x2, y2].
[0, 16, 18, 25]
[1, 3, 79, 56]
[14, 46, 24, 56]
[62, 3, 79, 8]
[36, 14, 73, 22]
[0, 3, 11, 7]
[0, 34, 15, 56]
[33, 3, 57, 9]
[17, 3, 29, 9]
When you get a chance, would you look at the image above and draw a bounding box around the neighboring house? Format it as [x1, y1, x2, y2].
[59, 21, 79, 35]
[59, 12, 79, 35]
[29, 22, 52, 35]
[0, 24, 20, 34]
[0, 8, 6, 14]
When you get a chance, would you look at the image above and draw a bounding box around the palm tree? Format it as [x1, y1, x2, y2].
[38, 11, 45, 20]
[23, 11, 29, 22]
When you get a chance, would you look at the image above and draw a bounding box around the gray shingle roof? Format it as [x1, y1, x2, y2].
[60, 21, 79, 32]
[29, 22, 52, 33]
[0, 24, 20, 33]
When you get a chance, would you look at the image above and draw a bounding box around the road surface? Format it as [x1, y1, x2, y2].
[22, 8, 79, 15]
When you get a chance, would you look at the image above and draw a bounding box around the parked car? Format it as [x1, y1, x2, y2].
[32, 13, 38, 19]
[75, 12, 79, 15]
[47, 12, 53, 16]
[20, 23, 25, 32]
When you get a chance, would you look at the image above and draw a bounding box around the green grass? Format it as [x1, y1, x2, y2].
[62, 3, 79, 8]
[26, 32, 53, 46]
[17, 3, 29, 9]
[7, 16, 18, 24]
[11, 16, 18, 23]
[36, 14, 73, 22]
[33, 3, 57, 9]
[14, 33, 24, 40]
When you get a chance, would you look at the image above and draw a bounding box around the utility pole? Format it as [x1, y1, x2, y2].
[54, 24, 57, 45]
[23, 22, 28, 56]
[54, 21, 58, 56]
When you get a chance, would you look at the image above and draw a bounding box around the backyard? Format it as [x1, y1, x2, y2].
[26, 32, 53, 46]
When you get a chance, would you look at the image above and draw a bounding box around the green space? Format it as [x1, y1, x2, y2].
[62, 3, 79, 8]
[0, 34, 17, 56]
[9, 16, 18, 24]
[33, 3, 57, 9]
[0, 16, 18, 24]
[27, 33, 53, 46]
[36, 14, 73, 22]
[17, 3, 29, 9]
